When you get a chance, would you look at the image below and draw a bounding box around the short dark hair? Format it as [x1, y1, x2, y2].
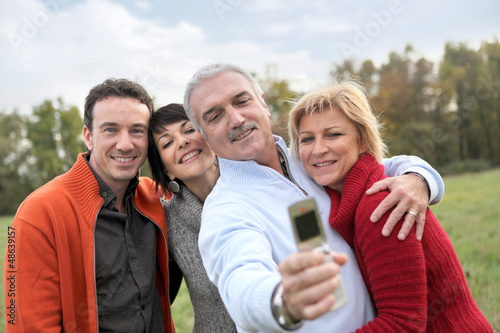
[148, 103, 188, 194]
[84, 78, 154, 132]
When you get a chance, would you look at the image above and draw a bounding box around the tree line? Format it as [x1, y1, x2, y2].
[265, 39, 499, 172]
[1, 38, 499, 215]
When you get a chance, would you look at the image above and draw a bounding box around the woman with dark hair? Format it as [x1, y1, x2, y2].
[148, 103, 237, 333]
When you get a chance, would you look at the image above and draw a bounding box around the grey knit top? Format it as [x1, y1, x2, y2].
[163, 184, 237, 333]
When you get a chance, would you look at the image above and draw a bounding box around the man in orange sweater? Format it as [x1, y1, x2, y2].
[4, 79, 176, 332]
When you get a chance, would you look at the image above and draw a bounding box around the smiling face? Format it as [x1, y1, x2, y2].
[153, 119, 216, 184]
[188, 70, 276, 166]
[83, 96, 150, 192]
[298, 107, 366, 193]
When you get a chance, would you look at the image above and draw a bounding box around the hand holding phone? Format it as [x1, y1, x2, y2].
[288, 197, 349, 311]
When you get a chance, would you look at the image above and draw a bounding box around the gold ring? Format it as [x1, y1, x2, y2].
[407, 211, 417, 217]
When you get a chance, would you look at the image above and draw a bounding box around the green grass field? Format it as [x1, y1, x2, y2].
[1, 168, 499, 332]
[430, 168, 500, 330]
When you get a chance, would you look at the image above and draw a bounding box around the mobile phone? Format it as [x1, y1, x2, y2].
[288, 197, 348, 311]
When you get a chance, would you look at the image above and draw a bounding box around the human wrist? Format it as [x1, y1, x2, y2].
[404, 171, 431, 202]
[271, 283, 304, 331]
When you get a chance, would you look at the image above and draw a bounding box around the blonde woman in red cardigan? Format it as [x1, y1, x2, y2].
[287, 80, 492, 332]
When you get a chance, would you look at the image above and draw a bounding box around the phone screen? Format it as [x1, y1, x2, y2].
[288, 197, 349, 311]
[294, 210, 321, 242]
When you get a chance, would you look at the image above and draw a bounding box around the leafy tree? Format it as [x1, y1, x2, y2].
[328, 41, 500, 169]
[330, 59, 377, 93]
[59, 102, 86, 164]
[331, 45, 439, 162]
[438, 42, 494, 162]
[258, 64, 300, 143]
[0, 111, 32, 214]
[412, 57, 434, 117]
[478, 38, 500, 164]
[372, 47, 415, 133]
[358, 60, 377, 94]
[25, 98, 86, 189]
[330, 59, 357, 80]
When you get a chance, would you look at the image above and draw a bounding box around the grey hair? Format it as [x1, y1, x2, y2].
[183, 63, 266, 136]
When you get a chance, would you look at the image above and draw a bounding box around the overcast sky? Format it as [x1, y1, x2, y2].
[1, 0, 498, 115]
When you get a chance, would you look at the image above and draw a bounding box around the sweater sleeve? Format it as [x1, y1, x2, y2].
[353, 193, 428, 332]
[382, 155, 444, 205]
[5, 216, 62, 332]
[199, 200, 283, 333]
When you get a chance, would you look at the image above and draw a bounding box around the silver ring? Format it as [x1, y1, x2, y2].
[407, 211, 417, 217]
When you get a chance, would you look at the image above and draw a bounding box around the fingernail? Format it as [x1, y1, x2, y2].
[382, 228, 389, 236]
[371, 215, 377, 222]
[398, 232, 405, 240]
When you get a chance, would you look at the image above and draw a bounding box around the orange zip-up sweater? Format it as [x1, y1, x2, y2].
[4, 153, 175, 332]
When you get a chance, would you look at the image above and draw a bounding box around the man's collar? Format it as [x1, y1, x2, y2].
[276, 143, 291, 180]
[83, 153, 139, 209]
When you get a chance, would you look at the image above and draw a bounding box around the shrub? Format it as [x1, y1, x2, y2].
[438, 159, 492, 176]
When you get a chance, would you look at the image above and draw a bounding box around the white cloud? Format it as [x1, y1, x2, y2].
[0, 0, 498, 115]
[134, 1, 151, 12]
[248, 0, 348, 13]
[259, 16, 352, 39]
[0, 0, 333, 114]
[0, 0, 208, 113]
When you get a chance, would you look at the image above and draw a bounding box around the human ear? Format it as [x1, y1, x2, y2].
[83, 126, 93, 151]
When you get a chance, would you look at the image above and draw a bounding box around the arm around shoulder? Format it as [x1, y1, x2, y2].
[382, 155, 445, 204]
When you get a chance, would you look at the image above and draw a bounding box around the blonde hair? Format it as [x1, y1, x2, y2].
[288, 80, 387, 162]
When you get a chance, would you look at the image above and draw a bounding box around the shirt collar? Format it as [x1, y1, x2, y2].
[276, 143, 291, 180]
[84, 153, 139, 210]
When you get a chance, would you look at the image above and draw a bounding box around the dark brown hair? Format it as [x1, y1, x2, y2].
[84, 78, 154, 132]
[148, 103, 189, 194]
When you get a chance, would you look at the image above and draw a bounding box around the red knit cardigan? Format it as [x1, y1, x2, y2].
[327, 154, 492, 332]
